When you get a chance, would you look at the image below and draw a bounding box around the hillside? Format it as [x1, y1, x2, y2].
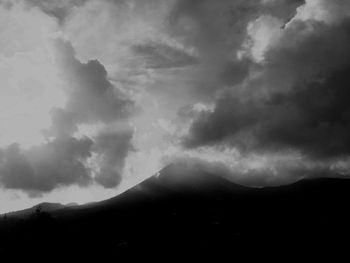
[1, 165, 350, 258]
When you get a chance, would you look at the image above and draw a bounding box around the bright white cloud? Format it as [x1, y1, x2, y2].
[240, 15, 283, 63]
[293, 0, 350, 25]
[0, 2, 65, 148]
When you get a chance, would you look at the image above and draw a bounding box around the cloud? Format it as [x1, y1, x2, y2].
[19, 39, 137, 193]
[0, 0, 58, 57]
[0, 138, 93, 195]
[132, 41, 198, 69]
[23, 0, 87, 23]
[158, 144, 350, 188]
[165, 0, 305, 95]
[241, 15, 283, 63]
[54, 39, 135, 125]
[0, 127, 134, 194]
[43, 107, 78, 139]
[183, 0, 350, 166]
[293, 0, 350, 25]
[93, 129, 134, 188]
[166, 0, 255, 95]
[2, 0, 350, 199]
[62, 0, 175, 66]
[0, 3, 136, 194]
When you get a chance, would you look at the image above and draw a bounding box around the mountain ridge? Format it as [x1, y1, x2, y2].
[3, 163, 350, 218]
[1, 166, 350, 258]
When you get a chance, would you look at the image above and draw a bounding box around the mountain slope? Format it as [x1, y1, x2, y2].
[4, 202, 68, 219]
[1, 165, 350, 258]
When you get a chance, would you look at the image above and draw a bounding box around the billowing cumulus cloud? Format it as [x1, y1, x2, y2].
[182, 0, 350, 181]
[54, 39, 135, 125]
[0, 1, 136, 195]
[165, 0, 304, 96]
[93, 130, 134, 188]
[0, 137, 92, 195]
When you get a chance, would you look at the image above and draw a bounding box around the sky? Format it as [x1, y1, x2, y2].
[1, 0, 350, 213]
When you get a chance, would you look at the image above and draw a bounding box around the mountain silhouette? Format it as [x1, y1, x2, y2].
[4, 202, 67, 219]
[1, 164, 350, 259]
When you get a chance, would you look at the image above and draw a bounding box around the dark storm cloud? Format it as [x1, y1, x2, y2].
[0, 128, 135, 194]
[93, 130, 134, 188]
[182, 95, 260, 150]
[165, 0, 304, 96]
[0, 137, 93, 194]
[166, 0, 255, 93]
[183, 15, 350, 161]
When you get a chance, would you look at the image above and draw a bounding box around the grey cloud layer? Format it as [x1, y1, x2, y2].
[54, 40, 135, 125]
[166, 0, 304, 95]
[183, 2, 350, 164]
[1, 0, 349, 194]
[24, 0, 87, 22]
[93, 130, 134, 188]
[0, 38, 135, 194]
[132, 42, 198, 69]
[0, 137, 92, 194]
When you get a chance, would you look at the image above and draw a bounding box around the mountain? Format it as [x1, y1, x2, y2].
[4, 202, 67, 219]
[1, 164, 350, 259]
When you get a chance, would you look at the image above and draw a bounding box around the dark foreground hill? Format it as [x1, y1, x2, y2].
[1, 164, 350, 259]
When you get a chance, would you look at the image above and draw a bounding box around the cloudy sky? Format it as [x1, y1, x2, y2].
[1, 0, 350, 213]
